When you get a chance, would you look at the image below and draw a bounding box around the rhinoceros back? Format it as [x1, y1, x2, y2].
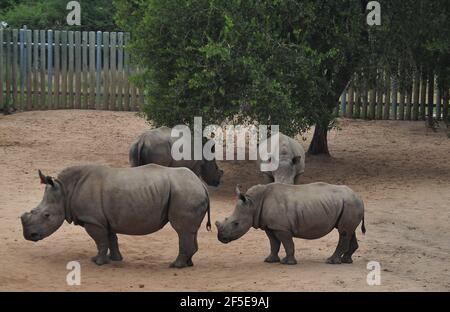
[58, 164, 209, 236]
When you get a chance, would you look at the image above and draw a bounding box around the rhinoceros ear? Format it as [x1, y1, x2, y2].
[38, 170, 55, 187]
[38, 170, 46, 184]
[235, 184, 246, 202]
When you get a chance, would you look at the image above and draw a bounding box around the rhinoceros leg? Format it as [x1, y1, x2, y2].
[108, 232, 123, 261]
[170, 231, 198, 268]
[84, 224, 110, 266]
[326, 230, 351, 264]
[341, 233, 358, 264]
[264, 230, 281, 263]
[273, 230, 297, 265]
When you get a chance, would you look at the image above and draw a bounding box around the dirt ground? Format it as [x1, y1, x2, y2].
[0, 110, 449, 291]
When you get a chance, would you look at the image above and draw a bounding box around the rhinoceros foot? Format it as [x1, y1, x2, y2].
[108, 252, 123, 262]
[264, 254, 280, 263]
[341, 256, 353, 264]
[326, 256, 342, 264]
[280, 256, 297, 265]
[91, 255, 110, 266]
[170, 257, 191, 268]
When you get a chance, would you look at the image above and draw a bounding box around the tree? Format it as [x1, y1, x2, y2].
[115, 0, 449, 154]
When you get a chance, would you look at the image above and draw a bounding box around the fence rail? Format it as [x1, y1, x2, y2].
[0, 28, 144, 112]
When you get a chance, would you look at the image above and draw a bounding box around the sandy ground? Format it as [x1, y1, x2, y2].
[0, 110, 449, 292]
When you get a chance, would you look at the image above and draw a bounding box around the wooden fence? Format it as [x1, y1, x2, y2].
[1, 28, 449, 120]
[0, 28, 144, 112]
[337, 71, 449, 121]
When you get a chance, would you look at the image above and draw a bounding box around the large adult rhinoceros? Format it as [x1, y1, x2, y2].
[21, 165, 211, 267]
[216, 183, 365, 265]
[258, 132, 305, 184]
[129, 126, 223, 187]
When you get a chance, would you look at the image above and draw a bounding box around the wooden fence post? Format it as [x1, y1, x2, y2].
[12, 29, 19, 110]
[89, 31, 96, 109]
[102, 32, 110, 110]
[54, 30, 60, 109]
[123, 32, 131, 111]
[47, 30, 54, 109]
[96, 31, 102, 109]
[74, 31, 82, 109]
[110, 32, 117, 111]
[60, 31, 68, 109]
[117, 32, 124, 111]
[68, 31, 74, 108]
[82, 31, 89, 109]
[32, 30, 39, 108]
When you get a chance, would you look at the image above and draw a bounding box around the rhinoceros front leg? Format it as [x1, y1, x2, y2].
[108, 232, 123, 261]
[170, 231, 198, 268]
[264, 230, 281, 263]
[84, 224, 110, 266]
[273, 230, 297, 265]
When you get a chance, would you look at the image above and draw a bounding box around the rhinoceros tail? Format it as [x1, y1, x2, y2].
[206, 193, 211, 232]
[361, 216, 366, 234]
[202, 183, 211, 231]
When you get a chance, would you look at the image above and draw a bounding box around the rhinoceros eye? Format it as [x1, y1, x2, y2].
[44, 213, 50, 218]
[233, 221, 239, 227]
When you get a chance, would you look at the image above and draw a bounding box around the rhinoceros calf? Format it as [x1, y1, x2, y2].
[216, 183, 365, 265]
[258, 133, 305, 184]
[129, 126, 223, 186]
[21, 165, 211, 267]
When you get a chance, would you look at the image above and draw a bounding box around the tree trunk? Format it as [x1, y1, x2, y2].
[308, 121, 330, 155]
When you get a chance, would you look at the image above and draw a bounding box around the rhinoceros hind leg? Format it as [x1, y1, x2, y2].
[85, 224, 110, 266]
[108, 232, 123, 261]
[170, 231, 198, 268]
[341, 233, 358, 264]
[264, 230, 281, 263]
[326, 230, 351, 264]
[273, 230, 297, 265]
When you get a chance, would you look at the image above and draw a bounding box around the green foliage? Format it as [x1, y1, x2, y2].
[115, 0, 448, 141]
[115, 0, 370, 136]
[0, 0, 117, 31]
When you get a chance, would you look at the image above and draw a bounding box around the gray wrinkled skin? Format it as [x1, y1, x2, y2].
[216, 183, 365, 265]
[258, 133, 305, 184]
[21, 165, 211, 268]
[129, 126, 223, 186]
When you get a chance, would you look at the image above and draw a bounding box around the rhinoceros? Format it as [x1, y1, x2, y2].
[21, 165, 211, 267]
[129, 126, 223, 186]
[258, 133, 305, 184]
[216, 183, 365, 265]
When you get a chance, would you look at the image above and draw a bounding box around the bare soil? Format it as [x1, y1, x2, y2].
[0, 110, 449, 291]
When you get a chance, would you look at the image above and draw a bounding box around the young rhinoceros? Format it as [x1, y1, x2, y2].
[216, 183, 365, 265]
[21, 165, 211, 267]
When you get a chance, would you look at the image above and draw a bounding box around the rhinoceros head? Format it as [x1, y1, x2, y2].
[201, 159, 223, 187]
[200, 140, 223, 186]
[20, 170, 66, 242]
[216, 185, 253, 243]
